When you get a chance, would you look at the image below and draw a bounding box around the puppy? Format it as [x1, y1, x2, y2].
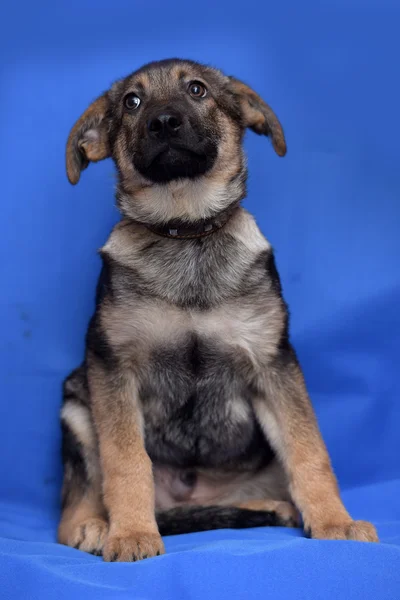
[59, 58, 378, 561]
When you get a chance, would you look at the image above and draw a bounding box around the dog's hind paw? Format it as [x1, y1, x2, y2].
[67, 517, 109, 555]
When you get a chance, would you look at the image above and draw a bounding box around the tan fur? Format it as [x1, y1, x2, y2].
[254, 362, 378, 541]
[237, 500, 299, 525]
[58, 493, 108, 554]
[87, 355, 165, 560]
[66, 95, 110, 184]
[229, 78, 287, 156]
[135, 72, 150, 90]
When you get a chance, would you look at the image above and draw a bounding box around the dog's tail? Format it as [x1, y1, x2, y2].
[156, 506, 292, 536]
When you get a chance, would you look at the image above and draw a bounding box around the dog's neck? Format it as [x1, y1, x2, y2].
[143, 201, 240, 240]
[116, 169, 247, 230]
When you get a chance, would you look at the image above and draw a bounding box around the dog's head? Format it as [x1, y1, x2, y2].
[66, 59, 286, 223]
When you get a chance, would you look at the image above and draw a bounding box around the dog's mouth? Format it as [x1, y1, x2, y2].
[135, 142, 217, 183]
[156, 144, 207, 164]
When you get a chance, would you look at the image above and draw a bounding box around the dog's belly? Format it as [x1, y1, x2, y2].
[140, 335, 274, 469]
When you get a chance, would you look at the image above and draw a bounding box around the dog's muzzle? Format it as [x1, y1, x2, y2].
[134, 108, 218, 183]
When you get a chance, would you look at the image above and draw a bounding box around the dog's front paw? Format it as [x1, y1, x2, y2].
[103, 530, 165, 562]
[66, 517, 109, 555]
[311, 520, 378, 542]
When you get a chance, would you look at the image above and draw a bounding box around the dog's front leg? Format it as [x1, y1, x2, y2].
[253, 348, 378, 542]
[88, 356, 165, 561]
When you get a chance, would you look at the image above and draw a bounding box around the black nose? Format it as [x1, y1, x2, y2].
[147, 112, 182, 138]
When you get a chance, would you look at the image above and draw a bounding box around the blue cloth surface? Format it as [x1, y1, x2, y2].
[1, 1, 400, 598]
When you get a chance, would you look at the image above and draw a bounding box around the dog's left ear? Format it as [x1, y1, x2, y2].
[66, 94, 111, 185]
[228, 77, 286, 157]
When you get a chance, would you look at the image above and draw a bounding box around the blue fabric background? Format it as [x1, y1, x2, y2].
[1, 1, 400, 598]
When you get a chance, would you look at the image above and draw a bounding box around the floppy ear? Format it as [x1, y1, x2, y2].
[66, 94, 111, 184]
[228, 77, 286, 157]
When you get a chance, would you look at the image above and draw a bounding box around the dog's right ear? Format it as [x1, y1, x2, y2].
[66, 94, 111, 185]
[227, 77, 286, 157]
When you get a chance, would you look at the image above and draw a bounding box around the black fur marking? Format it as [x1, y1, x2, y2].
[265, 250, 283, 296]
[95, 260, 113, 307]
[62, 366, 89, 407]
[141, 240, 160, 252]
[83, 258, 118, 367]
[85, 313, 116, 367]
[156, 506, 292, 536]
[61, 421, 86, 474]
[60, 421, 87, 509]
[188, 335, 203, 376]
[142, 337, 275, 469]
[263, 249, 292, 352]
[99, 252, 148, 300]
[272, 339, 301, 375]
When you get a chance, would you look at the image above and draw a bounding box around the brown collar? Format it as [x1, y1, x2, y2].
[145, 207, 236, 240]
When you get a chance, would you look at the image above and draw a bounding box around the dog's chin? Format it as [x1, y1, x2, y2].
[135, 146, 216, 184]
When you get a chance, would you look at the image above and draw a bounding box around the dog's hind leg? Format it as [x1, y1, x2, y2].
[58, 366, 108, 555]
[153, 461, 300, 535]
[156, 499, 299, 536]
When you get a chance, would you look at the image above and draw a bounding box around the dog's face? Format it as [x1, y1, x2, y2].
[118, 64, 220, 184]
[66, 59, 286, 223]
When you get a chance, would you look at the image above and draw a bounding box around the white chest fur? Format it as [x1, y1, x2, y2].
[101, 208, 283, 366]
[102, 296, 284, 368]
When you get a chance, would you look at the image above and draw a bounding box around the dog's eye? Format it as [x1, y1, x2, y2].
[188, 81, 207, 99]
[124, 93, 141, 110]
